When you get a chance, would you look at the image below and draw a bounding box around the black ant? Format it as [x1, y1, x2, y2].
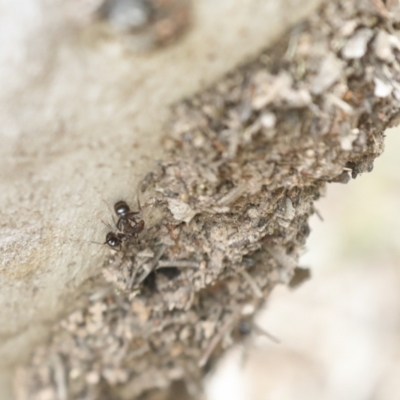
[114, 200, 145, 239]
[68, 199, 144, 251]
[104, 231, 125, 251]
[103, 200, 145, 250]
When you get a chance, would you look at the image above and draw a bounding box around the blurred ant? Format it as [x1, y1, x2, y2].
[114, 200, 145, 239]
[104, 231, 126, 251]
[70, 199, 145, 251]
[102, 199, 145, 250]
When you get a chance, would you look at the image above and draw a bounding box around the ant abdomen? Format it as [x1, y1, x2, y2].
[114, 201, 130, 217]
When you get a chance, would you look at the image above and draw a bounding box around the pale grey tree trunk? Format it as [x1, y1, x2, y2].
[1, 0, 398, 399]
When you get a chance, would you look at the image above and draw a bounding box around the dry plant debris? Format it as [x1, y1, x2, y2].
[15, 0, 400, 399]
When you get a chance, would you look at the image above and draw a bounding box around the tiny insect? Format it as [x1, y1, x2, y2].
[100, 199, 145, 250]
[113, 200, 145, 239]
[69, 196, 145, 251]
[104, 231, 126, 251]
[68, 229, 125, 251]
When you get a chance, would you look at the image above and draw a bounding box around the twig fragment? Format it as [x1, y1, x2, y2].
[136, 245, 167, 285]
[198, 312, 240, 368]
[239, 270, 263, 299]
[157, 260, 199, 269]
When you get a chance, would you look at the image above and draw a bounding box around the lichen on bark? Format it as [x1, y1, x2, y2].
[15, 0, 400, 399]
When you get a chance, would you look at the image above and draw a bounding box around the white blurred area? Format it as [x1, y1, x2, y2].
[206, 128, 400, 400]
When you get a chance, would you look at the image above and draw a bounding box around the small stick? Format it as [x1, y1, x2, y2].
[156, 260, 199, 269]
[283, 25, 301, 60]
[373, 0, 390, 18]
[312, 206, 323, 221]
[52, 354, 68, 400]
[239, 270, 263, 299]
[217, 184, 247, 206]
[326, 93, 353, 114]
[127, 264, 140, 291]
[198, 312, 240, 368]
[136, 245, 167, 285]
[252, 324, 280, 344]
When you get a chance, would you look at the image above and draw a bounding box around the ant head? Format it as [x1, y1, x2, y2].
[105, 232, 121, 249]
[114, 201, 130, 217]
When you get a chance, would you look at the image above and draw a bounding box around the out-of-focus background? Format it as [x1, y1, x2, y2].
[207, 128, 400, 400]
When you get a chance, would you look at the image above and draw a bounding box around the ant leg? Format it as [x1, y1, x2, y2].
[127, 212, 141, 225]
[117, 232, 128, 242]
[107, 227, 131, 250]
[116, 218, 124, 232]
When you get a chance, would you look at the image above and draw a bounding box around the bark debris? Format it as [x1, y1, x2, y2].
[16, 0, 400, 399]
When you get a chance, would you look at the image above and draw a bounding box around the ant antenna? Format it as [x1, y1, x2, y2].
[64, 237, 107, 257]
[68, 238, 104, 246]
[101, 219, 115, 232]
[102, 199, 117, 226]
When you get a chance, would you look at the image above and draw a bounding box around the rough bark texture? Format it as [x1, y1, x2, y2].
[14, 0, 400, 399]
[0, 3, 322, 391]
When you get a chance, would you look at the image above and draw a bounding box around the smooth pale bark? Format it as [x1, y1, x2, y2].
[0, 0, 324, 394]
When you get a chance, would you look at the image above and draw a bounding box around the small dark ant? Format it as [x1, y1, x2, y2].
[102, 200, 145, 250]
[104, 231, 125, 251]
[113, 200, 145, 239]
[69, 198, 145, 251]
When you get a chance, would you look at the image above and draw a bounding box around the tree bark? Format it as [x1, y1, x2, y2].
[3, 0, 400, 399]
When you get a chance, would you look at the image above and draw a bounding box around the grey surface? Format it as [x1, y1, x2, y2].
[0, 0, 324, 396]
